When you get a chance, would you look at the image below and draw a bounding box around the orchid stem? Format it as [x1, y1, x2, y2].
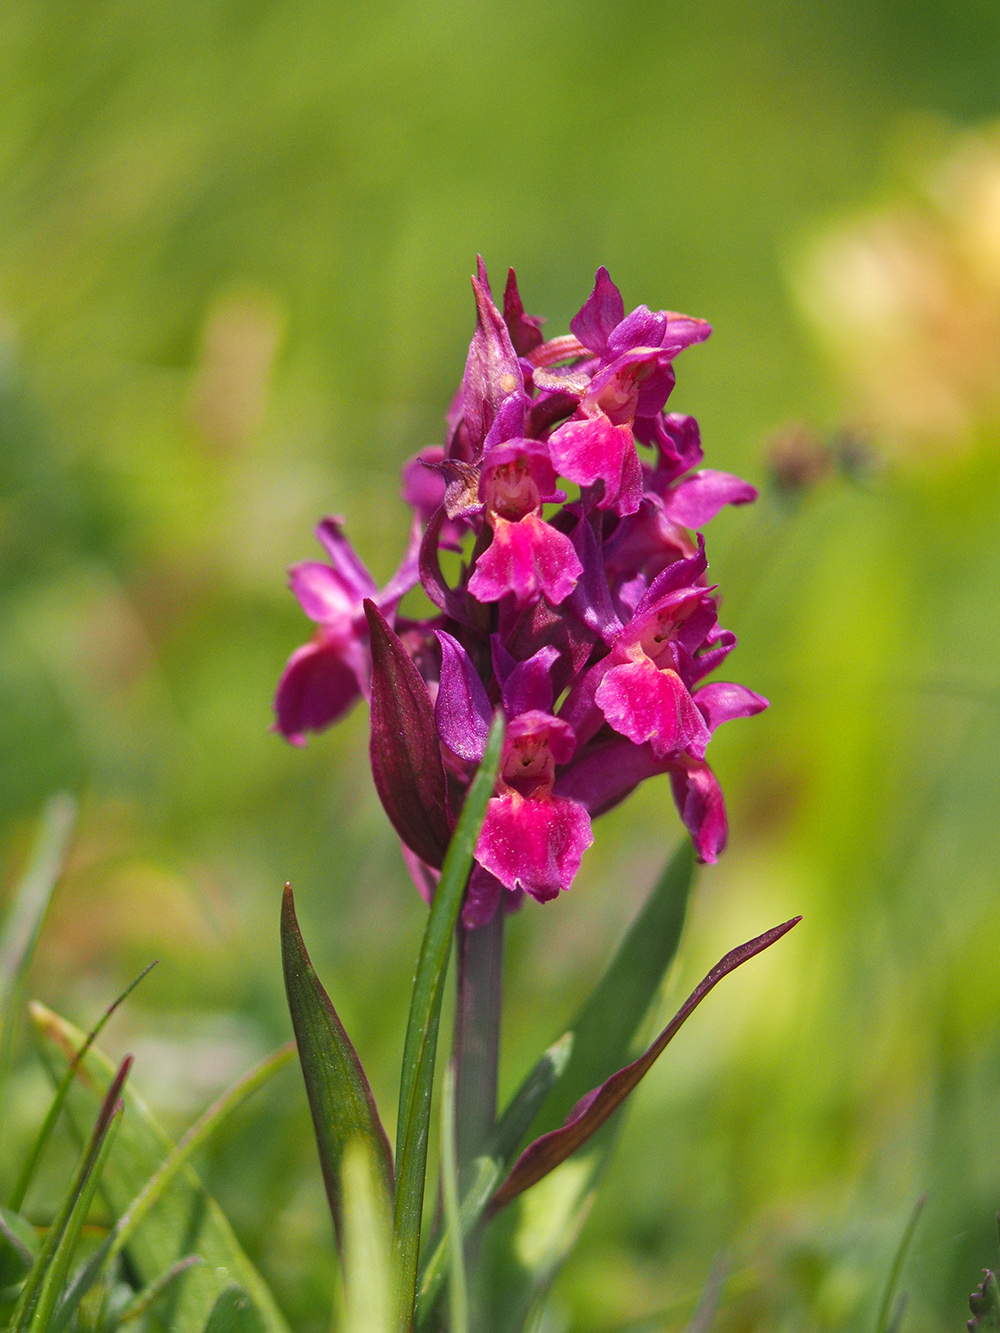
[453, 903, 504, 1191]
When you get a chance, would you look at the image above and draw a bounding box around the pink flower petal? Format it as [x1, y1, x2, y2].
[548, 414, 643, 515]
[663, 470, 758, 529]
[435, 630, 492, 762]
[475, 791, 593, 902]
[288, 562, 359, 626]
[595, 657, 710, 760]
[570, 267, 625, 357]
[273, 636, 364, 744]
[669, 760, 727, 863]
[693, 681, 768, 733]
[314, 517, 378, 603]
[468, 514, 582, 607]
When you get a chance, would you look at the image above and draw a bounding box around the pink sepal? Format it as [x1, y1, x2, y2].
[663, 470, 758, 529]
[273, 635, 365, 744]
[670, 760, 728, 863]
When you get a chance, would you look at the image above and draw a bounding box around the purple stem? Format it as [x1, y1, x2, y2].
[453, 902, 504, 1189]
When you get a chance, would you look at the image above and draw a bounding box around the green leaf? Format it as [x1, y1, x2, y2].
[0, 795, 76, 1095]
[491, 917, 801, 1211]
[9, 1056, 130, 1333]
[202, 1285, 267, 1333]
[533, 839, 696, 1138]
[473, 841, 696, 1333]
[0, 1208, 38, 1288]
[393, 712, 504, 1333]
[29, 1003, 292, 1333]
[341, 1138, 394, 1333]
[414, 1033, 574, 1327]
[9, 961, 157, 1213]
[280, 883, 393, 1247]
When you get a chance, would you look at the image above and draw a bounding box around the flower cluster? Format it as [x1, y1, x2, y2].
[274, 263, 766, 925]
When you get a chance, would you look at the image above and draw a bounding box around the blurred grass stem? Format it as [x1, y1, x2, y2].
[453, 906, 503, 1189]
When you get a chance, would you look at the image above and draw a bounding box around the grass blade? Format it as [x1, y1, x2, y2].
[8, 961, 157, 1212]
[28, 1106, 122, 1333]
[440, 1064, 468, 1333]
[0, 1206, 39, 1286]
[281, 883, 393, 1245]
[115, 1256, 206, 1324]
[393, 712, 504, 1332]
[9, 1055, 130, 1333]
[0, 796, 76, 1101]
[30, 1006, 290, 1333]
[49, 1041, 296, 1333]
[874, 1195, 926, 1333]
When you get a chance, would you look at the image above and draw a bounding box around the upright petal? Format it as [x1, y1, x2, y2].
[288, 562, 359, 626]
[315, 517, 378, 603]
[570, 267, 625, 357]
[435, 630, 492, 762]
[503, 268, 545, 356]
[461, 273, 522, 457]
[495, 643, 560, 717]
[475, 791, 593, 902]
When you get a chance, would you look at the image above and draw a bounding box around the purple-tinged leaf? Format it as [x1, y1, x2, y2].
[365, 599, 452, 870]
[489, 916, 801, 1211]
[281, 886, 394, 1248]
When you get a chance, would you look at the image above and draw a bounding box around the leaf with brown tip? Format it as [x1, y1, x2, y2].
[490, 917, 801, 1211]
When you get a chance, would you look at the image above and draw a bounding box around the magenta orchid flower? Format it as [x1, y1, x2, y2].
[273, 516, 419, 744]
[275, 261, 767, 915]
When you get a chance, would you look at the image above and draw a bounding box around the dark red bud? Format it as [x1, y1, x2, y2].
[364, 600, 452, 868]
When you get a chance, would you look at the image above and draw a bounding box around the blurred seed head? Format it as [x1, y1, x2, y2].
[796, 123, 1000, 460]
[187, 289, 284, 454]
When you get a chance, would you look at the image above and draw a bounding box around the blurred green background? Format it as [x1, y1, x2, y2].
[2, 0, 1000, 1329]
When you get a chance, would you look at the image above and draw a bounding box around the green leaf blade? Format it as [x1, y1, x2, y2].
[280, 883, 394, 1244]
[392, 711, 504, 1332]
[533, 839, 695, 1137]
[29, 1004, 292, 1333]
